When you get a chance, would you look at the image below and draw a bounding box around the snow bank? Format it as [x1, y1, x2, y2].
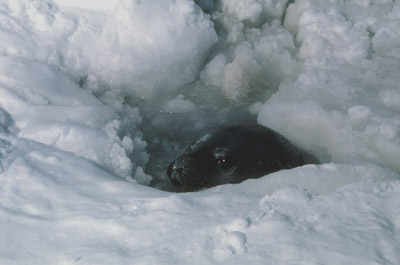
[198, 0, 296, 101]
[0, 56, 146, 180]
[258, 0, 400, 173]
[215, 162, 400, 195]
[1, 140, 399, 264]
[1, 0, 400, 264]
[0, 0, 217, 99]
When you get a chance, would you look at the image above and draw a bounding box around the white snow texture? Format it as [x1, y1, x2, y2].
[1, 0, 400, 264]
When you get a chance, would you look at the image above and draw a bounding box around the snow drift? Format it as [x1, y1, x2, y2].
[1, 0, 400, 264]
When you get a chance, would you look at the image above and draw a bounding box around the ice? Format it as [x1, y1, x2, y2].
[201, 20, 298, 101]
[200, 53, 228, 87]
[163, 94, 197, 113]
[221, 0, 263, 23]
[1, 0, 400, 263]
[258, 0, 400, 173]
[0, 0, 217, 99]
[214, 162, 400, 195]
[379, 88, 400, 108]
[0, 56, 146, 180]
[215, 0, 288, 28]
[64, 0, 217, 99]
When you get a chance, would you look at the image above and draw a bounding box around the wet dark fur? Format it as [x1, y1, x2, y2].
[167, 123, 317, 192]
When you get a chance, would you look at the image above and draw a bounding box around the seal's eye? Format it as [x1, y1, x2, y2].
[216, 157, 235, 171]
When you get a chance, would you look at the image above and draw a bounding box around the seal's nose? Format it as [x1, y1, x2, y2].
[167, 156, 193, 184]
[167, 162, 176, 180]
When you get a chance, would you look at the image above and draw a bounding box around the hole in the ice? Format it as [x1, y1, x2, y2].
[139, 105, 256, 192]
[125, 83, 258, 192]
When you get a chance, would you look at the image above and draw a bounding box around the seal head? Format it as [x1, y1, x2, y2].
[167, 123, 314, 192]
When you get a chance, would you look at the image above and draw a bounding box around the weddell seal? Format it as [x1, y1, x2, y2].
[167, 123, 317, 192]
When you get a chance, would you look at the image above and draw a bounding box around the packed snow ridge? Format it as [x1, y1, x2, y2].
[1, 0, 400, 264]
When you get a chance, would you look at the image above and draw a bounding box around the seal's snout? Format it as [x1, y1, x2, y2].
[167, 156, 192, 185]
[167, 161, 178, 183]
[167, 162, 175, 179]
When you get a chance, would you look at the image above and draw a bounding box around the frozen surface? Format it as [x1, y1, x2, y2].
[1, 0, 400, 264]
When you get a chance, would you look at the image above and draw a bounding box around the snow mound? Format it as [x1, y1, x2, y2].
[0, 56, 147, 180]
[214, 162, 400, 195]
[0, 0, 217, 99]
[258, 0, 400, 173]
[1, 138, 399, 264]
[1, 0, 400, 263]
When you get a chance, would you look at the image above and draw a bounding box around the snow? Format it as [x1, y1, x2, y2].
[1, 0, 400, 264]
